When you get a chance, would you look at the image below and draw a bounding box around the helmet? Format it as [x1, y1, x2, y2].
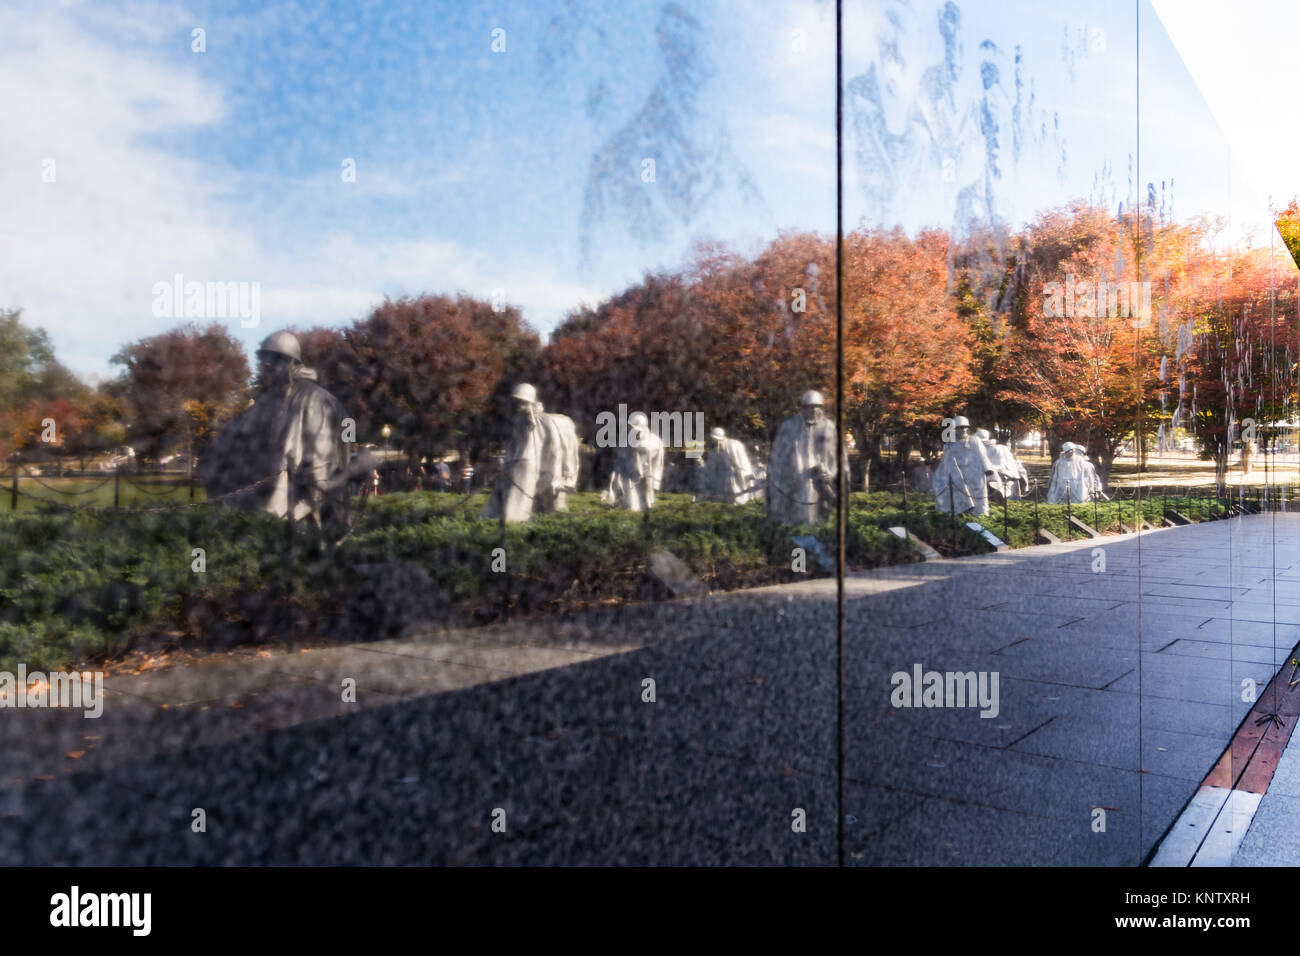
[628, 411, 649, 427]
[258, 330, 302, 362]
[511, 382, 538, 404]
[975, 428, 991, 441]
[710, 427, 726, 440]
[952, 415, 971, 429]
[801, 390, 825, 407]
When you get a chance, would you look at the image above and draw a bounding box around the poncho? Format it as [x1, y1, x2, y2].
[766, 414, 839, 525]
[932, 436, 996, 515]
[698, 437, 755, 504]
[200, 370, 348, 523]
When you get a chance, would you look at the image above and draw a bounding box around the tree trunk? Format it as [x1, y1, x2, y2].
[866, 438, 882, 492]
[1095, 444, 1115, 486]
[896, 435, 914, 483]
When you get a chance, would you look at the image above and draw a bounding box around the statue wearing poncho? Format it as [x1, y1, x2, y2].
[200, 332, 349, 526]
[933, 421, 996, 516]
[989, 442, 1030, 499]
[1046, 443, 1105, 504]
[766, 392, 839, 525]
[482, 384, 579, 523]
[603, 412, 665, 512]
[697, 428, 755, 504]
[976, 429, 1030, 500]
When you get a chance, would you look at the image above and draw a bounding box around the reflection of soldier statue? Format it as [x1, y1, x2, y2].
[482, 383, 579, 523]
[200, 330, 349, 528]
[603, 411, 665, 511]
[932, 416, 996, 516]
[697, 427, 755, 504]
[1241, 440, 1257, 476]
[1047, 442, 1106, 503]
[976, 428, 1030, 499]
[767, 391, 839, 525]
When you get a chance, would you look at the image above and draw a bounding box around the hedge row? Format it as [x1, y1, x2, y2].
[0, 489, 1227, 671]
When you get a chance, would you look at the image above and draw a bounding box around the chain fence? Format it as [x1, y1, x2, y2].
[5, 467, 284, 515]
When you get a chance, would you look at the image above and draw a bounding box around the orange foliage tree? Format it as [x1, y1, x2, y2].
[842, 226, 975, 485]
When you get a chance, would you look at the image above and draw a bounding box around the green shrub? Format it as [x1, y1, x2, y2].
[0, 488, 1233, 671]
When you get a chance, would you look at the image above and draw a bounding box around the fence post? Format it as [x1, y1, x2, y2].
[113, 463, 121, 509]
[284, 472, 295, 559]
[948, 477, 956, 546]
[499, 508, 510, 623]
[1003, 485, 1009, 544]
[1065, 481, 1072, 539]
[9, 461, 16, 511]
[901, 470, 908, 537]
[1033, 483, 1040, 541]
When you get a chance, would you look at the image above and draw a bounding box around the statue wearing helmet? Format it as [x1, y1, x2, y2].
[978, 429, 1031, 500]
[1047, 442, 1106, 504]
[932, 413, 997, 515]
[199, 330, 350, 528]
[603, 410, 666, 511]
[696, 426, 755, 504]
[482, 383, 580, 522]
[766, 390, 841, 524]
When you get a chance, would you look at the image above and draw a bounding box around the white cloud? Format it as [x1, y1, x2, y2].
[0, 0, 245, 374]
[0, 0, 609, 381]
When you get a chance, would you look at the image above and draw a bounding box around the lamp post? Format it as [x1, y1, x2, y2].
[381, 424, 391, 460]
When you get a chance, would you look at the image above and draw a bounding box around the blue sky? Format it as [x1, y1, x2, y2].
[0, 0, 1292, 382]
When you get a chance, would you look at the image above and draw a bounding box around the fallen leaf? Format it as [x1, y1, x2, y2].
[65, 751, 85, 760]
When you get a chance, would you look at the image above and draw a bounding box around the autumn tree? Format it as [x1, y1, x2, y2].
[110, 323, 251, 463]
[1274, 196, 1300, 269]
[301, 294, 540, 460]
[1178, 241, 1299, 483]
[0, 309, 91, 460]
[841, 226, 976, 486]
[535, 233, 837, 455]
[991, 203, 1164, 481]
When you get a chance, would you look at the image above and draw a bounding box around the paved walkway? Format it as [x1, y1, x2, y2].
[3, 514, 1298, 864]
[1234, 707, 1300, 866]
